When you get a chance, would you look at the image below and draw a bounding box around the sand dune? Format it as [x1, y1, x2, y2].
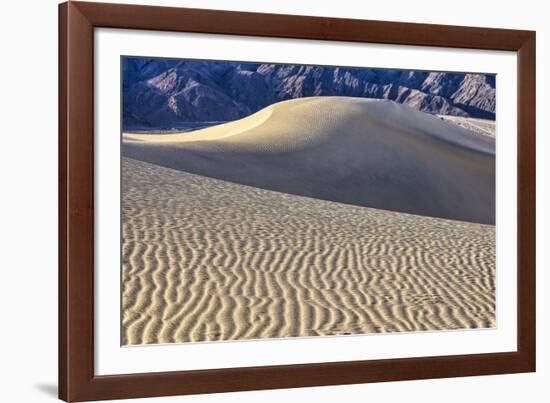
[122, 157, 495, 345]
[123, 97, 495, 224]
[438, 115, 496, 137]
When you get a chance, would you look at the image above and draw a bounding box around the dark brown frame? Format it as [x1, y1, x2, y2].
[59, 1, 536, 401]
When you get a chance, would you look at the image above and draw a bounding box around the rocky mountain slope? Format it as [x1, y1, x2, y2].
[123, 58, 496, 130]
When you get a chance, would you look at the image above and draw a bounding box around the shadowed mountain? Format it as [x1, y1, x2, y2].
[122, 58, 496, 130]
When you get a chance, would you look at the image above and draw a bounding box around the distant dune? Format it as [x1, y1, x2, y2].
[123, 97, 495, 224]
[122, 157, 495, 345]
[438, 115, 496, 137]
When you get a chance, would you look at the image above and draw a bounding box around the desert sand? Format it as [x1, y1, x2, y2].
[438, 115, 496, 137]
[124, 97, 495, 224]
[122, 157, 495, 345]
[122, 97, 496, 345]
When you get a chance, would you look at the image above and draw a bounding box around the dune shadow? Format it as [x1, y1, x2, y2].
[122, 98, 496, 225]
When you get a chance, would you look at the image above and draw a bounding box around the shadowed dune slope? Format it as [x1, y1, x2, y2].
[123, 97, 495, 224]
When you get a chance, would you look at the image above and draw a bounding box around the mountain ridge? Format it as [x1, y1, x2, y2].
[123, 58, 496, 130]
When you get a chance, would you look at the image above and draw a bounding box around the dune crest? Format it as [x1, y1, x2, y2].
[125, 105, 274, 143]
[123, 97, 495, 224]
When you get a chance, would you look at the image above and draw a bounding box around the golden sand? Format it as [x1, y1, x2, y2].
[122, 157, 495, 345]
[122, 97, 496, 345]
[124, 97, 495, 225]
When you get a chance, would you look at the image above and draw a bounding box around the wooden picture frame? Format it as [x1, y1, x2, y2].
[59, 1, 536, 401]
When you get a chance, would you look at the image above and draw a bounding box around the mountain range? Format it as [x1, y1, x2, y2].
[122, 57, 496, 130]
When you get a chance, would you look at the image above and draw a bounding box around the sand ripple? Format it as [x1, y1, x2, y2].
[122, 158, 495, 345]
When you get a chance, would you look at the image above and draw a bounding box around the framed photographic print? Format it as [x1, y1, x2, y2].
[59, 1, 536, 401]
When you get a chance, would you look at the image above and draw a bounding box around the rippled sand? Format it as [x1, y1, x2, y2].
[122, 157, 495, 345]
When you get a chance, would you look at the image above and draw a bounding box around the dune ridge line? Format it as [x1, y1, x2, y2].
[123, 97, 495, 224]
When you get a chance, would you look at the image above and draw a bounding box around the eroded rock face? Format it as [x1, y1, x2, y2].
[122, 58, 496, 130]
